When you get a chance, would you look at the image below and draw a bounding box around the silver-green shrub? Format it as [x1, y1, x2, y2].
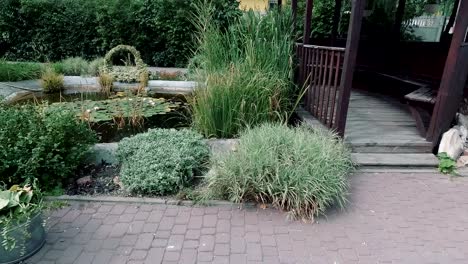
[88, 57, 105, 76]
[117, 129, 210, 195]
[202, 123, 355, 220]
[60, 57, 89, 76]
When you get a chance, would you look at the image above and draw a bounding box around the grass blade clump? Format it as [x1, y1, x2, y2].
[0, 60, 43, 82]
[201, 123, 355, 220]
[190, 3, 294, 138]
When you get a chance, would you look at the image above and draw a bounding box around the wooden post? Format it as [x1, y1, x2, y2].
[292, 0, 298, 32]
[331, 0, 342, 45]
[334, 0, 365, 137]
[427, 0, 468, 144]
[393, 0, 407, 41]
[303, 0, 314, 45]
[441, 0, 460, 43]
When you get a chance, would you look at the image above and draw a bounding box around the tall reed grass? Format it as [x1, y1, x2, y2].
[190, 2, 294, 138]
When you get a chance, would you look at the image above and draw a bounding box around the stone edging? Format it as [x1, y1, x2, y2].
[45, 195, 256, 208]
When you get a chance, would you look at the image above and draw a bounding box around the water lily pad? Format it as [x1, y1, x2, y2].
[49, 97, 180, 123]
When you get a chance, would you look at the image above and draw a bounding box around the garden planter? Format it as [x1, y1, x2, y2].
[0, 213, 46, 264]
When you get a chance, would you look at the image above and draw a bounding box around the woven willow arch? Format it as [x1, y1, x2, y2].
[102, 45, 148, 83]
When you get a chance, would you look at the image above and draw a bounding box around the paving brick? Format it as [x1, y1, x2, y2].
[142, 223, 158, 233]
[110, 204, 127, 215]
[120, 234, 138, 246]
[180, 249, 197, 264]
[183, 240, 199, 249]
[214, 243, 230, 256]
[74, 252, 95, 264]
[34, 173, 468, 264]
[61, 210, 81, 223]
[185, 229, 201, 240]
[130, 250, 148, 260]
[151, 238, 168, 248]
[135, 233, 154, 250]
[163, 251, 180, 262]
[172, 224, 187, 235]
[101, 238, 120, 249]
[92, 250, 113, 264]
[158, 217, 175, 230]
[134, 211, 150, 221]
[198, 251, 214, 262]
[167, 235, 184, 251]
[216, 233, 230, 243]
[128, 221, 145, 234]
[199, 235, 215, 252]
[144, 248, 164, 264]
[109, 223, 129, 238]
[230, 253, 247, 264]
[188, 215, 203, 229]
[230, 237, 246, 254]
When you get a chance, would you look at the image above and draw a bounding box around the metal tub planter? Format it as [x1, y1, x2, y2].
[0, 213, 46, 264]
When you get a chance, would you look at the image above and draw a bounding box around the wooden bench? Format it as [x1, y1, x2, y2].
[404, 87, 438, 137]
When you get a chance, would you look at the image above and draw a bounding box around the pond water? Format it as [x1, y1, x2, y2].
[15, 91, 191, 143]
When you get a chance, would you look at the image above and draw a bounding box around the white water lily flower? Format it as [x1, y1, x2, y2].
[94, 107, 100, 110]
[86, 109, 91, 113]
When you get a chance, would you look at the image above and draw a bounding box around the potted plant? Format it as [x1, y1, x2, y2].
[0, 182, 45, 264]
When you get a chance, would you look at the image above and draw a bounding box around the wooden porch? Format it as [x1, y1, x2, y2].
[345, 89, 432, 153]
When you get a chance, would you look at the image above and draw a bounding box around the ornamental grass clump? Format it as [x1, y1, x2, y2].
[202, 123, 355, 220]
[190, 4, 294, 138]
[40, 67, 64, 93]
[0, 60, 43, 82]
[117, 129, 210, 196]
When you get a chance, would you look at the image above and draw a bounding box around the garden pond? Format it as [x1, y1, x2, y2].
[14, 91, 190, 143]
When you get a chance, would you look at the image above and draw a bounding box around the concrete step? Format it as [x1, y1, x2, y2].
[352, 153, 439, 168]
[349, 142, 433, 153]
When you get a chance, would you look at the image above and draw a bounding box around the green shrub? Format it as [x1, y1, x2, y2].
[117, 129, 210, 195]
[0, 60, 43, 81]
[88, 57, 105, 76]
[59, 57, 89, 76]
[0, 0, 240, 67]
[201, 124, 354, 220]
[190, 7, 294, 138]
[40, 67, 64, 93]
[0, 103, 97, 190]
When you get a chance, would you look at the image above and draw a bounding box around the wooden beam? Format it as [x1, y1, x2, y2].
[334, 0, 365, 137]
[303, 0, 314, 45]
[331, 0, 342, 45]
[393, 0, 407, 41]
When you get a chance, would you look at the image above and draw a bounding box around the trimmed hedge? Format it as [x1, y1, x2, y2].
[0, 0, 240, 67]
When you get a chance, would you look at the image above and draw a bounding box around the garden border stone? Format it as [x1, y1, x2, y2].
[86, 139, 240, 166]
[44, 195, 256, 208]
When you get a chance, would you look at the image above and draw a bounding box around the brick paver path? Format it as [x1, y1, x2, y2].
[29, 172, 468, 264]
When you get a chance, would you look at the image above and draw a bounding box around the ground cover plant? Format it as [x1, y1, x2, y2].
[190, 4, 294, 138]
[117, 129, 210, 195]
[0, 60, 43, 82]
[0, 103, 97, 190]
[201, 123, 354, 220]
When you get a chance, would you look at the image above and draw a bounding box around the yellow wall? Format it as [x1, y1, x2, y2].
[239, 0, 269, 12]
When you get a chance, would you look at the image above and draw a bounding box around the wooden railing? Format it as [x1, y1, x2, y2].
[297, 44, 346, 128]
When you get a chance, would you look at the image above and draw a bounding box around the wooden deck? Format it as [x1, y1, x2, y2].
[345, 89, 433, 153]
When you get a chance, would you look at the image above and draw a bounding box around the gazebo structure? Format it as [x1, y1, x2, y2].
[293, 0, 468, 154]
